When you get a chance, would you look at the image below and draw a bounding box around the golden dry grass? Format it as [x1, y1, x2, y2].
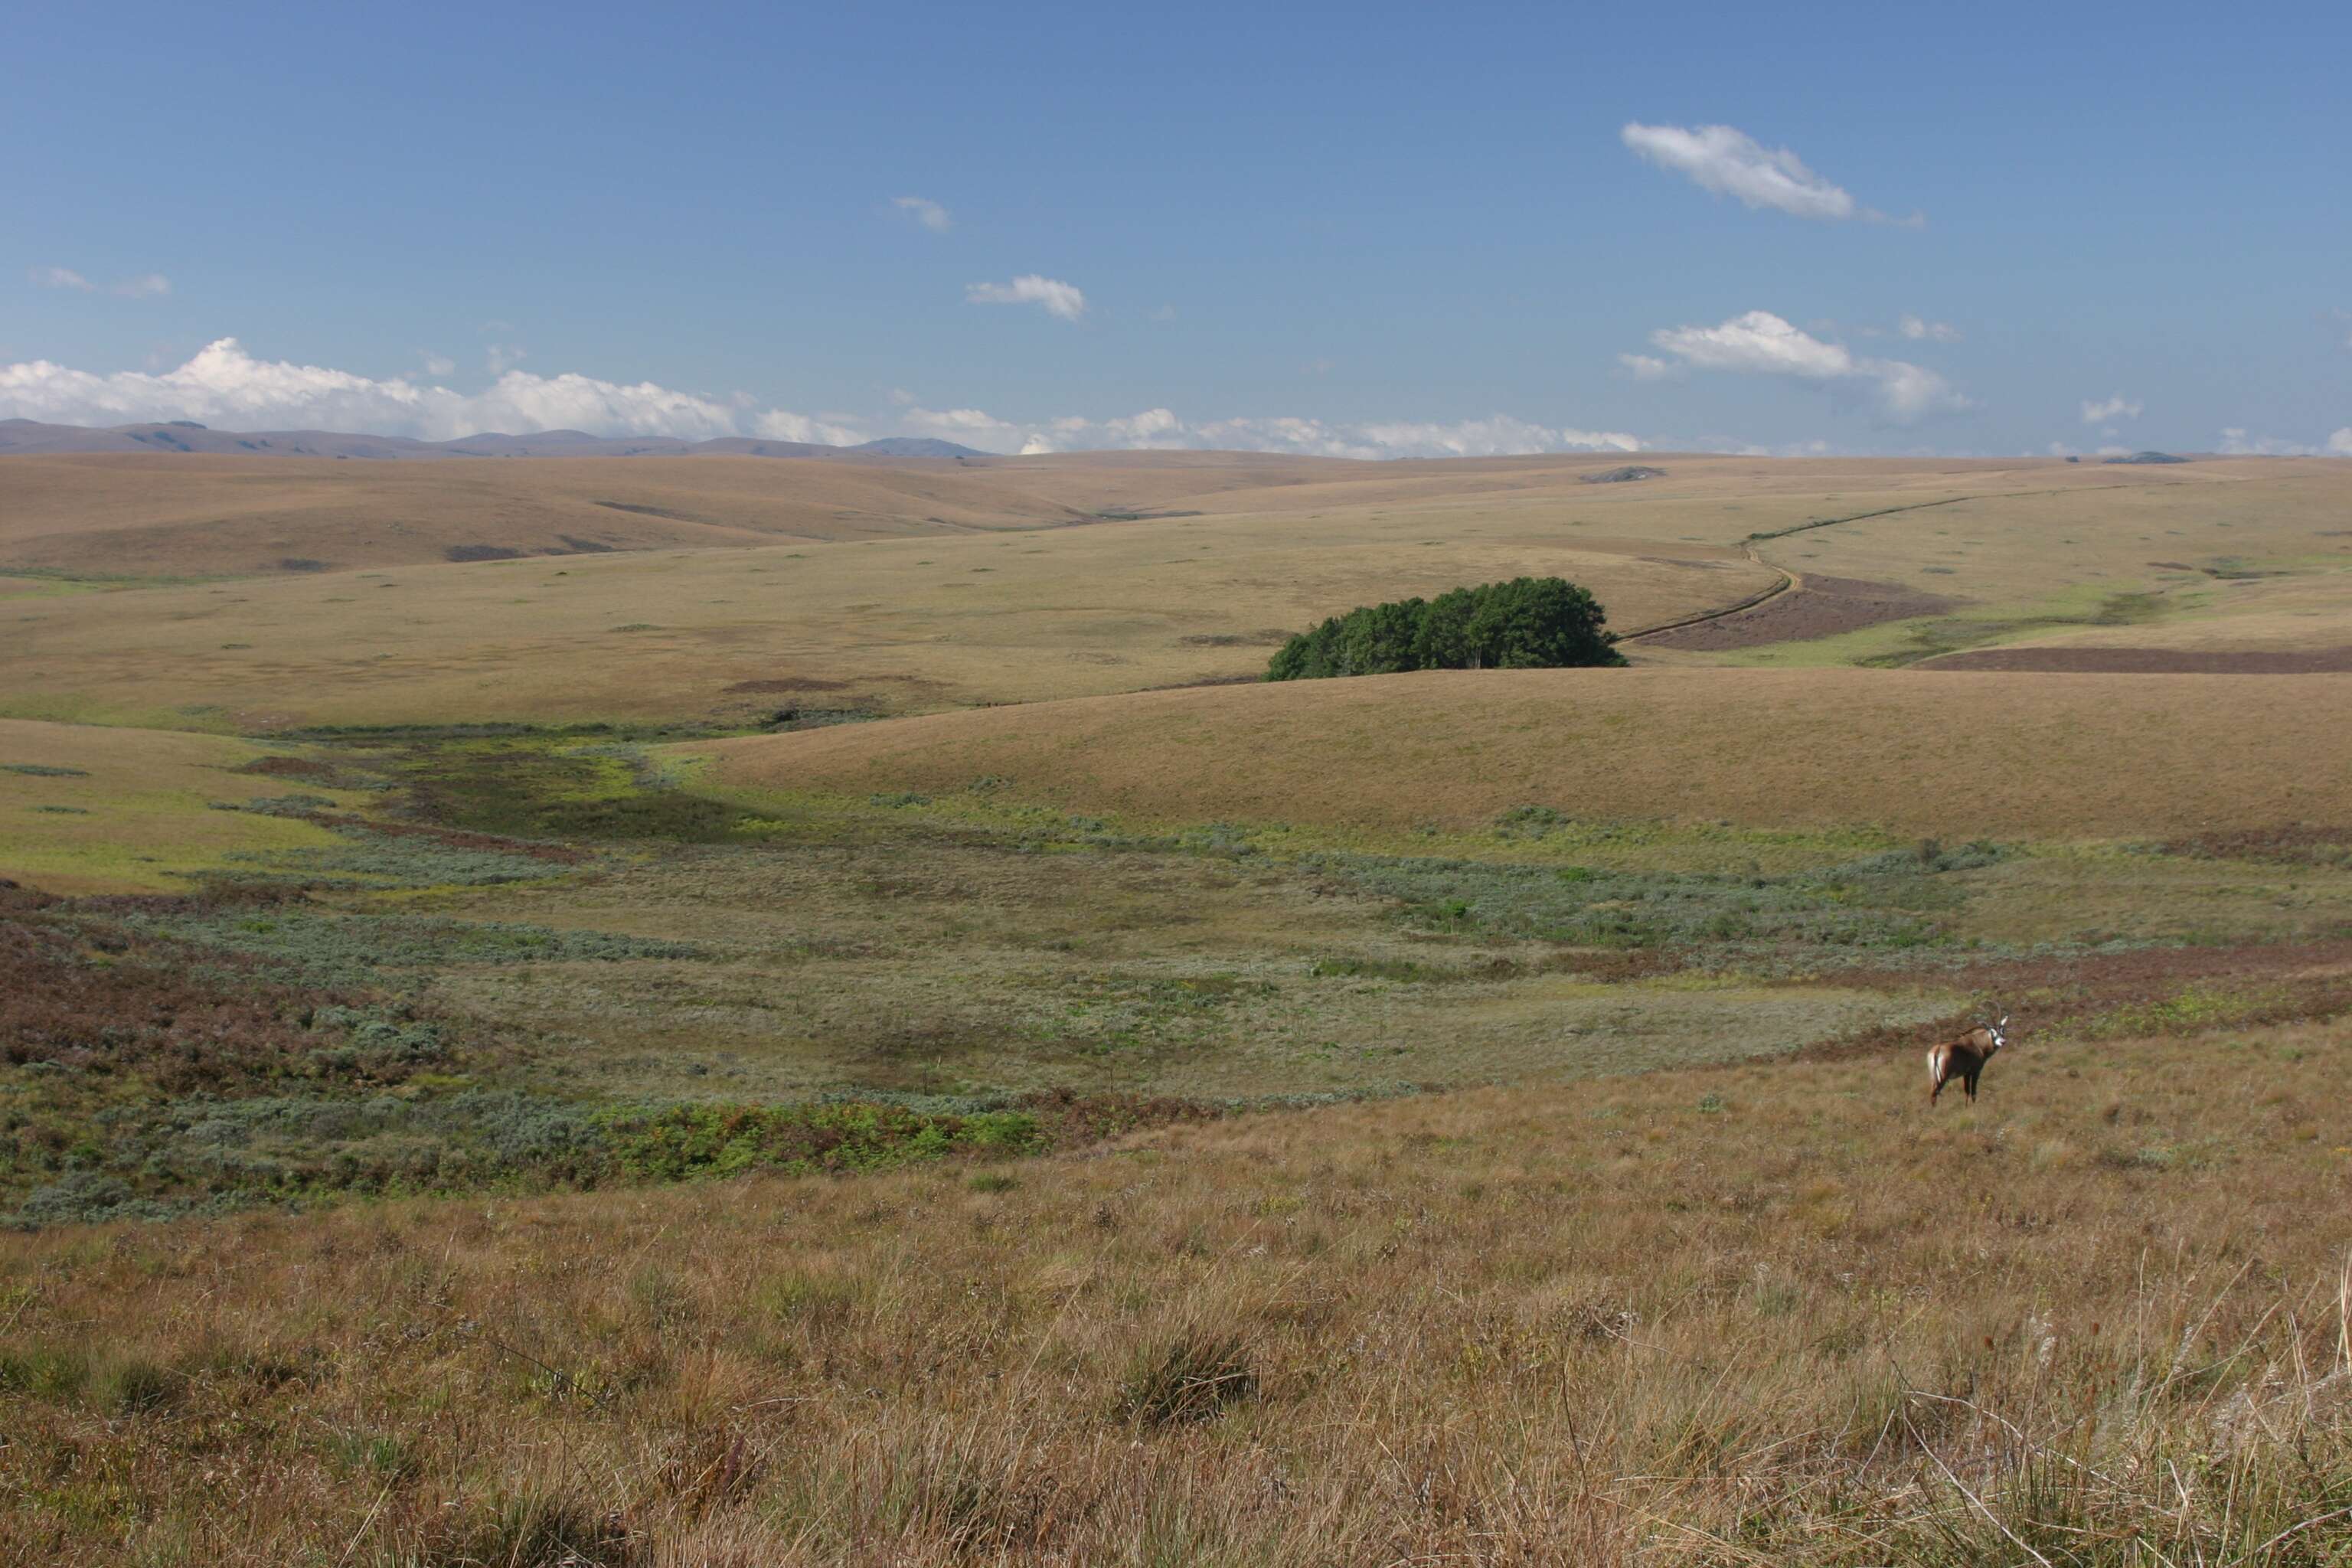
[0, 449, 2233, 579]
[6, 453, 2347, 730]
[693, 666, 2352, 841]
[0, 452, 1145, 575]
[0, 517, 1766, 731]
[0, 719, 358, 893]
[5, 1018, 2348, 1564]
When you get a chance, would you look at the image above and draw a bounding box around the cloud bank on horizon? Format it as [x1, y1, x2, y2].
[0, 338, 863, 448]
[897, 404, 1642, 459]
[3, 338, 2341, 462]
[0, 338, 1642, 459]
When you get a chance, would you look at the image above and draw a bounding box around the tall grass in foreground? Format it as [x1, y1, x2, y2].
[4, 1020, 2350, 1565]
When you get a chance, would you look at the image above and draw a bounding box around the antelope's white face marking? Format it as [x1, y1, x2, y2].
[1988, 1019, 2007, 1049]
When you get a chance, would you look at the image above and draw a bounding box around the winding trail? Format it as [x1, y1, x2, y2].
[1615, 542, 1796, 643]
[1615, 485, 2134, 647]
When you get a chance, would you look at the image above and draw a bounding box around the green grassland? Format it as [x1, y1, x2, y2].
[7, 724, 2347, 1236]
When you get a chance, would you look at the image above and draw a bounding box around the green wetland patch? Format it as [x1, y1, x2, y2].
[4, 725, 2349, 1227]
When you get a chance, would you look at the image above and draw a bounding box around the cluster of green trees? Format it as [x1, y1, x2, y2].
[1266, 577, 1626, 681]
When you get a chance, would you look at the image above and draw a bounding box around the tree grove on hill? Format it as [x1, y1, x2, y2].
[1266, 577, 1627, 681]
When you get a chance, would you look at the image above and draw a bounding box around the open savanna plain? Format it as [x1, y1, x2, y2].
[4, 449, 2352, 1564]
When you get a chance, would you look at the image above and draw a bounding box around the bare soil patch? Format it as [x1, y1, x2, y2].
[1641, 573, 1958, 652]
[1923, 645, 2352, 673]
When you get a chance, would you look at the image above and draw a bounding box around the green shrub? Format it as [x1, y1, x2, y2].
[1269, 577, 1624, 680]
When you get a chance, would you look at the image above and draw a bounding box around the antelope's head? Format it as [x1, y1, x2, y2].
[1984, 1014, 2010, 1054]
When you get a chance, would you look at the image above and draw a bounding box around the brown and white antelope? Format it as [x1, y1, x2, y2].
[1927, 1016, 2009, 1106]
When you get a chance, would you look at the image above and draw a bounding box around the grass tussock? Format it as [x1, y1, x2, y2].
[4, 1019, 2350, 1563]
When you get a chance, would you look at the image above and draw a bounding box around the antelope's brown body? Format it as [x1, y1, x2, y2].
[1927, 1018, 2007, 1104]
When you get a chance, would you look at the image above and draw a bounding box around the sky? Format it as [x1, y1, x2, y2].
[5, 0, 2348, 459]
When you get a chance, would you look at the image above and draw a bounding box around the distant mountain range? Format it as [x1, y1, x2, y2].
[0, 418, 990, 462]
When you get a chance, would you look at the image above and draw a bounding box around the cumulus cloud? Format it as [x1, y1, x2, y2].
[965, 274, 1087, 322]
[1900, 314, 1962, 341]
[1638, 309, 1968, 422]
[30, 266, 170, 297]
[1617, 353, 1675, 381]
[1619, 122, 1915, 223]
[2334, 429, 2352, 456]
[895, 402, 1641, 459]
[0, 337, 861, 445]
[892, 195, 952, 233]
[2081, 394, 2142, 423]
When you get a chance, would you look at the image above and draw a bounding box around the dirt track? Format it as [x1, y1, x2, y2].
[1635, 573, 1958, 652]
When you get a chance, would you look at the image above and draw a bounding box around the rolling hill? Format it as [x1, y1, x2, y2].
[689, 665, 2352, 839]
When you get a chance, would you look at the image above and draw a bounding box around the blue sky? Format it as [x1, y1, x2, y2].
[5, 0, 2347, 457]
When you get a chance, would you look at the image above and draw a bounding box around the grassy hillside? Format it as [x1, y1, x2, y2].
[5, 1017, 2349, 1564]
[0, 452, 1123, 576]
[0, 519, 1769, 733]
[691, 665, 2352, 840]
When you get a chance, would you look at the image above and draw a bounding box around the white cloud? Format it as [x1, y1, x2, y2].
[0, 337, 861, 446]
[2081, 394, 2142, 423]
[2219, 426, 2351, 457]
[421, 352, 456, 378]
[1639, 309, 1968, 422]
[892, 195, 952, 233]
[485, 342, 526, 375]
[965, 274, 1087, 322]
[1900, 314, 1962, 341]
[1621, 122, 1886, 221]
[30, 266, 168, 297]
[898, 403, 1641, 459]
[1617, 353, 1675, 381]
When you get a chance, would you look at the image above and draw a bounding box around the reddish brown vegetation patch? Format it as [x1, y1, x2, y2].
[1922, 645, 2352, 673]
[234, 755, 338, 780]
[725, 676, 857, 694]
[1638, 574, 1959, 652]
[2158, 824, 2352, 867]
[0, 907, 366, 1093]
[311, 813, 591, 864]
[1794, 938, 2352, 1064]
[1014, 1086, 1227, 1146]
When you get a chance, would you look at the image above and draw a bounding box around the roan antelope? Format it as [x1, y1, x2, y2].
[1927, 1016, 2008, 1105]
